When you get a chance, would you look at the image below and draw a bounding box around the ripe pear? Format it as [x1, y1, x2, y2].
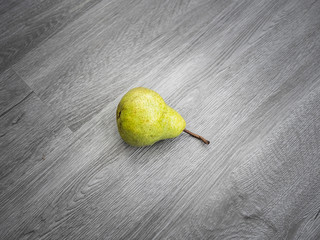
[116, 87, 210, 147]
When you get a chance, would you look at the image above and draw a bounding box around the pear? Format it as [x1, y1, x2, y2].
[116, 87, 210, 147]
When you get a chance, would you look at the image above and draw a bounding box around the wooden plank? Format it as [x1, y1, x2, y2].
[1, 0, 320, 239]
[0, 0, 102, 72]
[0, 91, 127, 239]
[156, 84, 320, 240]
[11, 0, 269, 131]
[0, 69, 72, 238]
[2, 78, 319, 239]
[0, 69, 32, 117]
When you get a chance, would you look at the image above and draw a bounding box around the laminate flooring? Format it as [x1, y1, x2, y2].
[1, 0, 320, 239]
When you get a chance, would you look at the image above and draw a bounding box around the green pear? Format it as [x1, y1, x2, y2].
[116, 87, 210, 147]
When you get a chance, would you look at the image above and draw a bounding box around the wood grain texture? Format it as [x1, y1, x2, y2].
[0, 69, 72, 207]
[0, 0, 102, 73]
[1, 0, 320, 239]
[0, 69, 32, 117]
[12, 0, 248, 131]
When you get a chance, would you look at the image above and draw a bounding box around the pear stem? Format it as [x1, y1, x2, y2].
[183, 129, 210, 144]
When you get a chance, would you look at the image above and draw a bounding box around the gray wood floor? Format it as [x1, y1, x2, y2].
[1, 0, 320, 239]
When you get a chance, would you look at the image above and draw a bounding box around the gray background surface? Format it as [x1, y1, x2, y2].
[1, 0, 320, 239]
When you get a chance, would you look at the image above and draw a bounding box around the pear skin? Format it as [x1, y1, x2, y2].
[116, 87, 185, 146]
[161, 106, 186, 139]
[116, 87, 209, 147]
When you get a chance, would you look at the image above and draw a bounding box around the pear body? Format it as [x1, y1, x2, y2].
[116, 87, 186, 146]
